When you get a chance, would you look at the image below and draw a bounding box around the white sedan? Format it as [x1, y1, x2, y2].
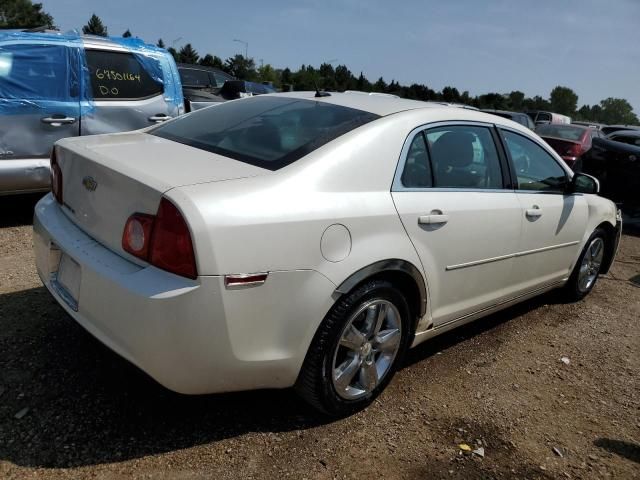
[33, 92, 621, 416]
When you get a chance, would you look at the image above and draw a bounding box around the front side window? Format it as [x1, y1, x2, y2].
[424, 125, 504, 189]
[0, 43, 75, 101]
[151, 96, 379, 170]
[85, 50, 163, 100]
[502, 130, 567, 192]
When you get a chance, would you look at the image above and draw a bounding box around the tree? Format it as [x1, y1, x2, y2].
[597, 98, 639, 125]
[178, 43, 199, 64]
[373, 77, 387, 93]
[167, 47, 178, 61]
[257, 63, 278, 86]
[507, 90, 526, 111]
[442, 86, 461, 103]
[549, 86, 578, 116]
[122, 29, 132, 38]
[0, 0, 54, 29]
[225, 54, 256, 80]
[199, 54, 224, 70]
[82, 14, 107, 36]
[156, 38, 166, 49]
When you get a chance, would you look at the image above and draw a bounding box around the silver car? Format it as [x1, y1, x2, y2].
[0, 31, 184, 195]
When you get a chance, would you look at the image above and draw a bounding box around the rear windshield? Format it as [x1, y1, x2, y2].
[151, 96, 380, 170]
[536, 124, 585, 141]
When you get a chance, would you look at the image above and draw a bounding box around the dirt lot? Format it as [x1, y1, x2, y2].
[1, 195, 639, 479]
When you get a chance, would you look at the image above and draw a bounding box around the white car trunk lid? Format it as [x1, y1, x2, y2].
[56, 132, 266, 259]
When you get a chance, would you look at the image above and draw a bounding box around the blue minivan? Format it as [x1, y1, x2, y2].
[0, 31, 183, 195]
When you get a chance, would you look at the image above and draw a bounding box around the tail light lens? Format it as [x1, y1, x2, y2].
[50, 148, 63, 204]
[567, 143, 585, 157]
[122, 198, 198, 280]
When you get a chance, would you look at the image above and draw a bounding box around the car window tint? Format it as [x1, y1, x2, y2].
[0, 43, 75, 100]
[424, 125, 503, 189]
[213, 72, 231, 86]
[179, 68, 210, 87]
[85, 50, 163, 100]
[401, 132, 432, 188]
[152, 96, 379, 170]
[502, 130, 567, 192]
[537, 113, 551, 122]
[610, 135, 640, 147]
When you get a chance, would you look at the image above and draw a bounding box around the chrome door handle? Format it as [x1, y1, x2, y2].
[41, 116, 76, 126]
[418, 214, 449, 225]
[148, 114, 170, 122]
[525, 206, 543, 218]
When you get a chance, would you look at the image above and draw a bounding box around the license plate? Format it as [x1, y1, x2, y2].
[53, 253, 81, 311]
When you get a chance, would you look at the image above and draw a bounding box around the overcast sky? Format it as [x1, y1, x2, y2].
[44, 0, 640, 114]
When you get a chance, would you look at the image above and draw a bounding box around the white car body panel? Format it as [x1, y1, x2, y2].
[33, 92, 620, 394]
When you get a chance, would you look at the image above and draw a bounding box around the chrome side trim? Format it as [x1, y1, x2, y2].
[446, 240, 580, 271]
[335, 259, 427, 317]
[433, 279, 564, 332]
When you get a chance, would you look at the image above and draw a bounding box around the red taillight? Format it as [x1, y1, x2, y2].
[566, 143, 585, 157]
[122, 198, 198, 280]
[150, 198, 197, 279]
[122, 213, 155, 259]
[50, 148, 63, 204]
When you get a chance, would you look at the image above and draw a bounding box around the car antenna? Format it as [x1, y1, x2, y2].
[314, 80, 331, 98]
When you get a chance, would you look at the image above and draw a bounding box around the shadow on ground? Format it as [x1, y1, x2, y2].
[0, 193, 44, 228]
[0, 283, 563, 469]
[594, 438, 640, 464]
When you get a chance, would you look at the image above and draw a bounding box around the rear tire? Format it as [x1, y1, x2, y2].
[562, 228, 606, 301]
[295, 279, 411, 417]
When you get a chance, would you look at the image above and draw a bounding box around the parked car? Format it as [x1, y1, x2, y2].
[572, 121, 604, 130]
[0, 31, 183, 195]
[218, 80, 277, 100]
[177, 63, 234, 112]
[535, 123, 603, 168]
[481, 109, 535, 129]
[575, 133, 640, 208]
[526, 110, 571, 126]
[600, 124, 640, 136]
[34, 92, 620, 416]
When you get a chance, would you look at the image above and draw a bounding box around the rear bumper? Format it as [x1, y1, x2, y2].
[33, 194, 336, 394]
[0, 158, 50, 195]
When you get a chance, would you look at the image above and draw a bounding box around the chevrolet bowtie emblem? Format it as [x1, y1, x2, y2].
[82, 176, 98, 192]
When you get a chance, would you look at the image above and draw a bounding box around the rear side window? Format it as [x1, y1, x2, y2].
[0, 43, 76, 101]
[401, 133, 433, 188]
[86, 50, 163, 100]
[425, 125, 504, 189]
[151, 96, 379, 170]
[179, 68, 210, 87]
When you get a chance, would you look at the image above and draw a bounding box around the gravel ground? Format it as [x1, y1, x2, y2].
[1, 194, 639, 479]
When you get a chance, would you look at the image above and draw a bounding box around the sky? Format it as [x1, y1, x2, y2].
[43, 0, 640, 115]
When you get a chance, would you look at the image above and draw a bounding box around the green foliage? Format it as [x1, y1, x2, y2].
[112, 31, 640, 125]
[225, 54, 256, 80]
[595, 98, 638, 125]
[550, 86, 578, 116]
[199, 54, 224, 70]
[178, 43, 199, 64]
[0, 0, 54, 29]
[82, 13, 107, 37]
[122, 29, 132, 38]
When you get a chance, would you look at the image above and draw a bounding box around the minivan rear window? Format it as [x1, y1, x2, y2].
[151, 96, 380, 170]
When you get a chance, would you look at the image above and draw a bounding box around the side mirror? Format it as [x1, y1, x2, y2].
[569, 172, 599, 194]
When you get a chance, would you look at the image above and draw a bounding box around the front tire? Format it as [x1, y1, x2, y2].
[295, 279, 411, 416]
[563, 228, 606, 301]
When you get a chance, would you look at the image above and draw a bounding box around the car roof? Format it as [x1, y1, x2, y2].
[607, 129, 640, 138]
[177, 63, 229, 75]
[267, 91, 457, 117]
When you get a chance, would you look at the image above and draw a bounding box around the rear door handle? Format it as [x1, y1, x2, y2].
[525, 206, 543, 218]
[148, 114, 171, 122]
[41, 116, 76, 126]
[418, 213, 449, 225]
